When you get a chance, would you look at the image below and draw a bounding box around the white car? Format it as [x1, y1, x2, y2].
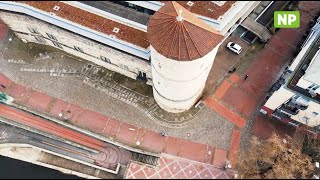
[227, 42, 242, 54]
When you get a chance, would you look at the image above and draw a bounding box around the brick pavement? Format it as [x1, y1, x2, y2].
[1, 2, 317, 176]
[0, 18, 7, 45]
[0, 74, 231, 172]
[125, 154, 235, 179]
[204, 98, 246, 129]
[204, 1, 320, 166]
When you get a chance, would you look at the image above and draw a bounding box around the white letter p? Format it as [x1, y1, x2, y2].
[288, 14, 296, 25]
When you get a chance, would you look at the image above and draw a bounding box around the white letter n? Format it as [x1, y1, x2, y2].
[278, 14, 287, 25]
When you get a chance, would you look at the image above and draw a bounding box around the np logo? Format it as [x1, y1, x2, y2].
[274, 11, 300, 28]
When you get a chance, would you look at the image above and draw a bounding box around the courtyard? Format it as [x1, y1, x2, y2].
[0, 1, 319, 177]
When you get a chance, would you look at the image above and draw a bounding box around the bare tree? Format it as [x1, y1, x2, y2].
[236, 133, 314, 179]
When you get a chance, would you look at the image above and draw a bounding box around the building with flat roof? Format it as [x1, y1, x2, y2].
[261, 16, 320, 132]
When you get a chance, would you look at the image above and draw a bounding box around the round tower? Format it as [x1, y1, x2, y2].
[147, 1, 224, 113]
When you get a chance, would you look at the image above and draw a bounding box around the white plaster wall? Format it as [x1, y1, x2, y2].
[0, 11, 152, 84]
[151, 44, 220, 112]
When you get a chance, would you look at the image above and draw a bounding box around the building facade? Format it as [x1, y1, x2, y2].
[0, 1, 260, 112]
[147, 2, 224, 112]
[261, 17, 320, 132]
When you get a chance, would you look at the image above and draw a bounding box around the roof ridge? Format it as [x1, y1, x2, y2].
[182, 22, 202, 57]
[148, 19, 175, 37]
[160, 22, 178, 53]
[185, 21, 216, 50]
[171, 1, 223, 37]
[181, 25, 191, 60]
[147, 1, 224, 61]
[168, 23, 181, 58]
[178, 23, 181, 59]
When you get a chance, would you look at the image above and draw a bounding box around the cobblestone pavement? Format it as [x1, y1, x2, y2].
[126, 154, 235, 179]
[0, 32, 234, 151]
[0, 72, 234, 167]
[3, 4, 317, 171]
[0, 23, 236, 172]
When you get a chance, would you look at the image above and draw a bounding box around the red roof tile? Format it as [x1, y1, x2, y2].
[15, 1, 150, 49]
[147, 1, 224, 61]
[160, 1, 236, 20]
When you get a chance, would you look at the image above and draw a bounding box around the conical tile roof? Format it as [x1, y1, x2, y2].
[147, 1, 224, 61]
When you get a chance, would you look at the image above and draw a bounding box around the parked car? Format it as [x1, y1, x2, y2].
[227, 42, 242, 54]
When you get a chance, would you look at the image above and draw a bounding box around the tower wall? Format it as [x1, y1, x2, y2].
[151, 44, 220, 113]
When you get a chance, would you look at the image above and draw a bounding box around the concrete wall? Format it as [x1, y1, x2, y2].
[0, 144, 102, 179]
[151, 45, 220, 113]
[0, 11, 152, 84]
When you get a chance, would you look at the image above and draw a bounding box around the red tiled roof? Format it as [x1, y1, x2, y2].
[160, 1, 236, 20]
[147, 1, 224, 61]
[15, 1, 150, 49]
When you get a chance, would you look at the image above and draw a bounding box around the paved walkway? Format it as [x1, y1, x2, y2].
[0, 32, 233, 150]
[204, 1, 320, 166]
[1, 2, 317, 176]
[0, 17, 236, 172]
[0, 18, 234, 176]
[0, 72, 232, 170]
[126, 154, 235, 179]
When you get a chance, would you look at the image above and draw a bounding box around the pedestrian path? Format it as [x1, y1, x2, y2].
[126, 154, 235, 179]
[0, 73, 232, 171]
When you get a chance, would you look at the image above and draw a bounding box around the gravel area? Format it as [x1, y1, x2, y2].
[0, 33, 234, 149]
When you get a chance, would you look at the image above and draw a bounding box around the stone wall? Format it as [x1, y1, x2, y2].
[0, 11, 152, 84]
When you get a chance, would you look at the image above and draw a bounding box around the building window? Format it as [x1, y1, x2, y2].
[119, 64, 129, 71]
[46, 33, 58, 41]
[28, 27, 40, 34]
[34, 36, 46, 43]
[100, 56, 111, 63]
[74, 46, 84, 53]
[52, 41, 63, 49]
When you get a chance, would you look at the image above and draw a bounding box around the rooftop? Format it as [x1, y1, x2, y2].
[287, 18, 320, 103]
[15, 1, 150, 49]
[159, 1, 236, 20]
[147, 1, 224, 61]
[303, 49, 320, 86]
[78, 1, 151, 26]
